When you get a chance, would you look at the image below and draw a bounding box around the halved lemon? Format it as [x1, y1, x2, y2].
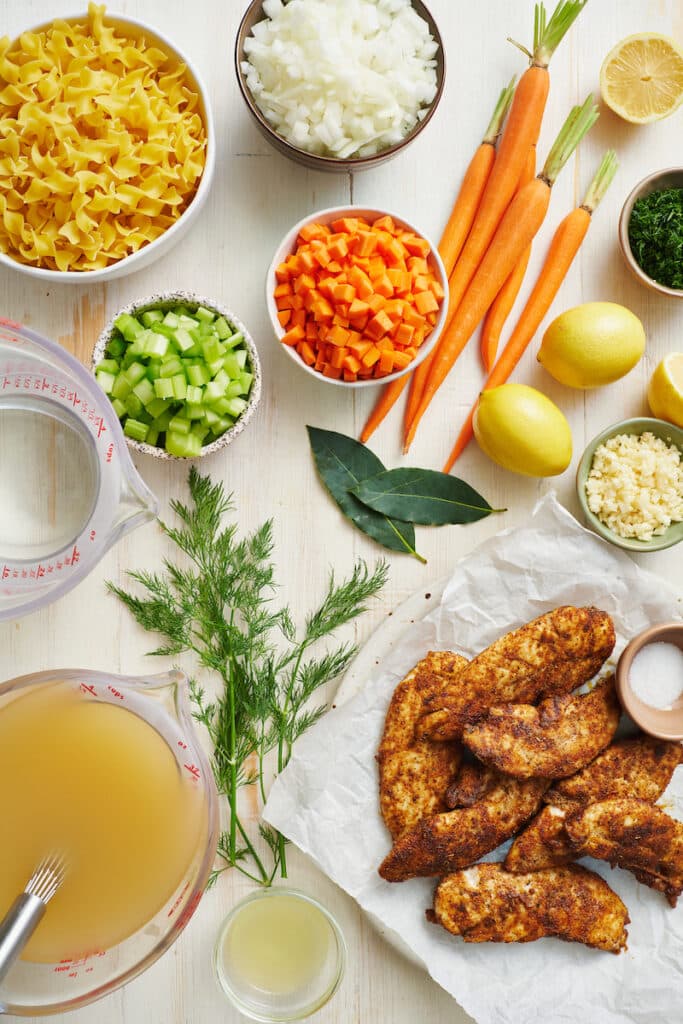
[648, 354, 683, 428]
[600, 33, 683, 123]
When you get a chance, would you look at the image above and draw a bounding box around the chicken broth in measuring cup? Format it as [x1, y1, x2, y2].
[0, 397, 99, 562]
[0, 681, 206, 963]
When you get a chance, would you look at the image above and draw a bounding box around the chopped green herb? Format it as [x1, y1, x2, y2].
[628, 187, 683, 291]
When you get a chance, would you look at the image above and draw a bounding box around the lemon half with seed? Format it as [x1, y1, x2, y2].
[600, 33, 683, 123]
[648, 354, 683, 428]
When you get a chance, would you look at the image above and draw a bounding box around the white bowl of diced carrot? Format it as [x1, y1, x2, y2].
[266, 207, 449, 387]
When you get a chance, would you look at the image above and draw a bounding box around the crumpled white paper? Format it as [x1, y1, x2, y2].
[264, 495, 683, 1024]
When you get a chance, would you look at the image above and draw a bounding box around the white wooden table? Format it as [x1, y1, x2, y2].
[1, 1, 682, 1021]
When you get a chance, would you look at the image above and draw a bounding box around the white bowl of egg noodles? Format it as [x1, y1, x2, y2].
[0, 7, 215, 283]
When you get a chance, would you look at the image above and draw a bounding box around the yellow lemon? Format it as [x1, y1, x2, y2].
[600, 33, 683, 123]
[473, 384, 572, 478]
[538, 302, 646, 389]
[648, 353, 683, 428]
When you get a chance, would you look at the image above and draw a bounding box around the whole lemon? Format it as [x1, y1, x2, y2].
[473, 383, 572, 477]
[538, 302, 646, 388]
[648, 353, 683, 428]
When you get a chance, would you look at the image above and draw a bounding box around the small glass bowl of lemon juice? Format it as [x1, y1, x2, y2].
[214, 888, 346, 1021]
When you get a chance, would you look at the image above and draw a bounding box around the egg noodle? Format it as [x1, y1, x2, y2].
[0, 3, 206, 272]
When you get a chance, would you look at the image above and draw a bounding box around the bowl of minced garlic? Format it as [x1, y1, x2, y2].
[577, 417, 683, 551]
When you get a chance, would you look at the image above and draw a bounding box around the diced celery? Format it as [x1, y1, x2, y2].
[202, 337, 225, 364]
[163, 311, 180, 328]
[214, 316, 232, 340]
[186, 385, 203, 405]
[146, 398, 169, 419]
[222, 354, 242, 379]
[124, 418, 149, 442]
[224, 398, 248, 418]
[204, 380, 226, 403]
[106, 335, 126, 359]
[137, 408, 153, 426]
[114, 312, 144, 341]
[154, 409, 174, 432]
[97, 358, 120, 375]
[96, 370, 116, 394]
[124, 362, 147, 386]
[124, 393, 144, 418]
[171, 374, 188, 401]
[145, 426, 159, 446]
[225, 381, 244, 399]
[144, 333, 169, 358]
[212, 369, 230, 389]
[196, 306, 215, 324]
[141, 309, 164, 326]
[178, 314, 199, 329]
[239, 371, 253, 395]
[173, 327, 195, 352]
[203, 408, 221, 427]
[223, 331, 244, 350]
[211, 416, 234, 434]
[165, 430, 202, 458]
[132, 378, 155, 406]
[185, 402, 205, 420]
[186, 363, 210, 387]
[168, 414, 191, 435]
[111, 397, 126, 419]
[191, 421, 210, 442]
[111, 373, 132, 400]
[154, 377, 175, 400]
[159, 356, 183, 379]
[207, 357, 224, 377]
[150, 322, 176, 339]
[197, 319, 214, 337]
[209, 397, 233, 416]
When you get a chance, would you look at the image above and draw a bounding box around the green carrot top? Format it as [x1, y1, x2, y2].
[540, 94, 599, 186]
[483, 77, 517, 146]
[510, 0, 589, 68]
[582, 151, 618, 212]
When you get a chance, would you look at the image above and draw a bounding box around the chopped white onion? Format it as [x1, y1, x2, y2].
[242, 0, 439, 159]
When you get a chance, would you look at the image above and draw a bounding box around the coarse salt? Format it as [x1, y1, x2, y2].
[585, 431, 683, 540]
[629, 641, 683, 709]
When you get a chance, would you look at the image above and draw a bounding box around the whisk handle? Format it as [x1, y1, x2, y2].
[0, 893, 46, 984]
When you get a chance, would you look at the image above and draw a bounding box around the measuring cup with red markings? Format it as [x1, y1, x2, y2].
[0, 318, 157, 621]
[0, 667, 219, 1017]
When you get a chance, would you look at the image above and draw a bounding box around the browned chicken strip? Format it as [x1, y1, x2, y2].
[445, 760, 499, 809]
[428, 863, 629, 954]
[505, 805, 573, 872]
[565, 798, 683, 905]
[546, 735, 683, 809]
[462, 676, 619, 780]
[378, 653, 465, 839]
[379, 773, 547, 882]
[417, 607, 615, 742]
[507, 734, 683, 874]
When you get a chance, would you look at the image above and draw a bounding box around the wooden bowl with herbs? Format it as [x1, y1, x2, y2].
[619, 168, 683, 299]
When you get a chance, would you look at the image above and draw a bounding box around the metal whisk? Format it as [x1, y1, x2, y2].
[0, 853, 67, 983]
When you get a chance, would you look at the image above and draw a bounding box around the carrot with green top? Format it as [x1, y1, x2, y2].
[444, 151, 618, 471]
[360, 81, 515, 445]
[480, 145, 537, 371]
[442, 1, 589, 337]
[404, 96, 600, 452]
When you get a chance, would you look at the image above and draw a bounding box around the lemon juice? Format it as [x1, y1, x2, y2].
[0, 681, 205, 963]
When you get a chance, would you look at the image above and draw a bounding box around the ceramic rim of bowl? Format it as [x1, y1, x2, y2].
[0, 11, 215, 283]
[618, 168, 683, 299]
[616, 623, 683, 740]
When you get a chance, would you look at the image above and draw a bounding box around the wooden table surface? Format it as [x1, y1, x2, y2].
[1, 0, 682, 1021]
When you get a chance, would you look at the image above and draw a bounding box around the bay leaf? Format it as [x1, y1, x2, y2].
[352, 467, 502, 525]
[307, 427, 425, 562]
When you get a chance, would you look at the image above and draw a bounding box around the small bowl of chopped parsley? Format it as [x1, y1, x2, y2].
[619, 169, 683, 298]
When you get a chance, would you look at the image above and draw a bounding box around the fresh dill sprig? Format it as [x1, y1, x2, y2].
[109, 467, 387, 886]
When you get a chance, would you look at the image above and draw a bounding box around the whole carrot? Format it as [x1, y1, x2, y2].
[442, 0, 588, 336]
[359, 81, 515, 445]
[444, 151, 618, 472]
[404, 96, 599, 453]
[480, 145, 537, 371]
[402, 80, 516, 445]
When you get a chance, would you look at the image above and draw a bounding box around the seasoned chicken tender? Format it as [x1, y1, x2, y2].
[505, 805, 573, 872]
[507, 734, 683, 874]
[378, 653, 465, 839]
[445, 760, 499, 809]
[379, 773, 547, 882]
[565, 798, 683, 905]
[418, 606, 615, 742]
[463, 676, 619, 779]
[428, 863, 629, 954]
[546, 735, 683, 809]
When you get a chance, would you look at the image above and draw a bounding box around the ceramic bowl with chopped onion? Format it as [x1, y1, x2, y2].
[235, 0, 445, 172]
[576, 417, 683, 552]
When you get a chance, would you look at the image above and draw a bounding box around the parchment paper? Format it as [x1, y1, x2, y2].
[264, 495, 683, 1024]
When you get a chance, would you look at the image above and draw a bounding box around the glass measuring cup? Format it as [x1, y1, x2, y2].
[0, 318, 157, 621]
[0, 668, 219, 1017]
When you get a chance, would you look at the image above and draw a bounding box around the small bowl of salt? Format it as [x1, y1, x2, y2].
[617, 623, 683, 740]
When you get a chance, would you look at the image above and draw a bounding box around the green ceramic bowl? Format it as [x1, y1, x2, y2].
[576, 417, 683, 552]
